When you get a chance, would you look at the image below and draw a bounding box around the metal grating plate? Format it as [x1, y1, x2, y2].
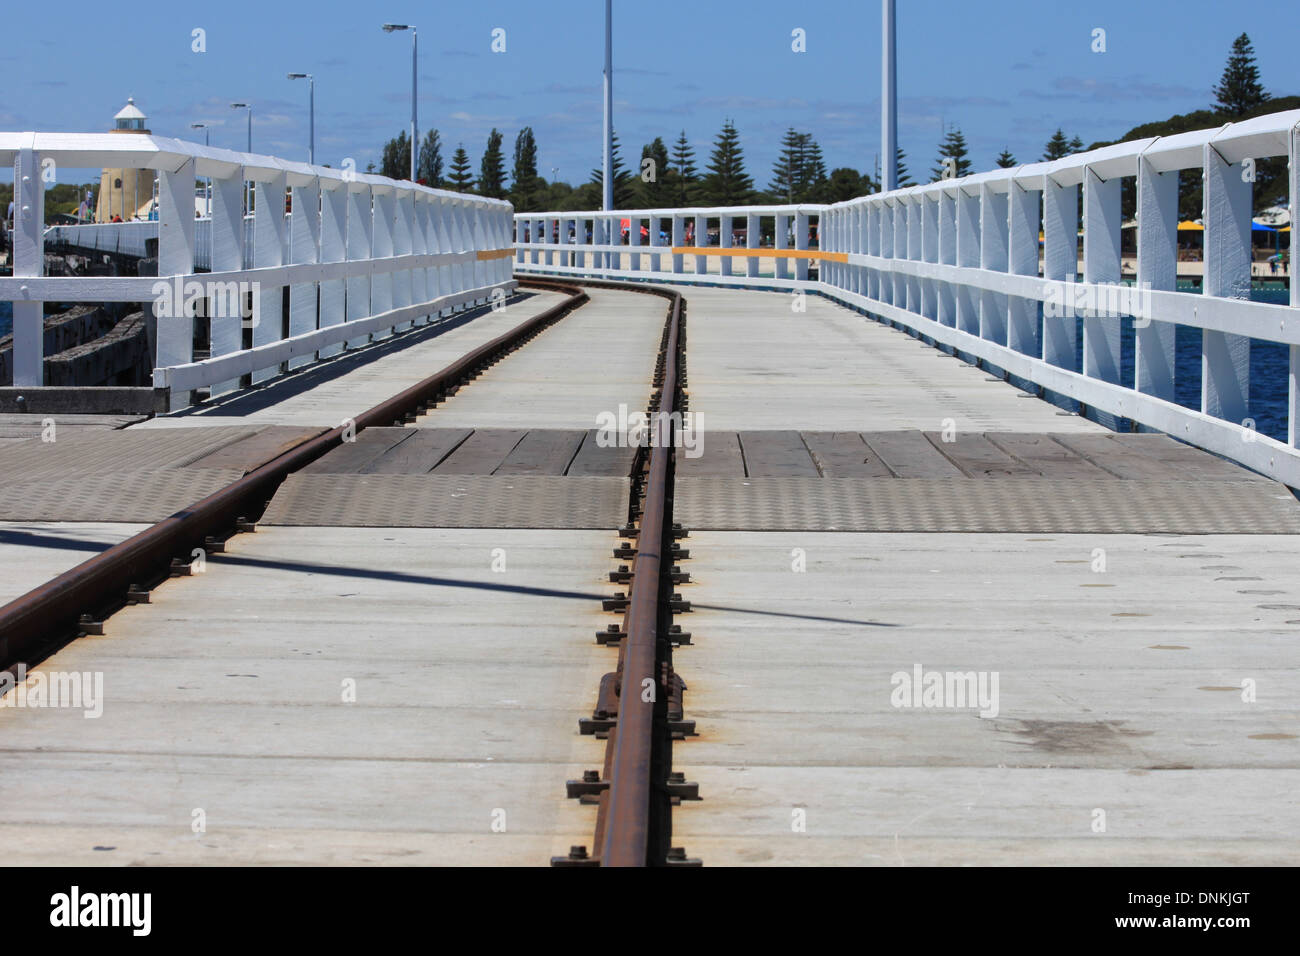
[261, 474, 630, 529]
[0, 469, 247, 522]
[674, 477, 1300, 534]
[0, 426, 263, 482]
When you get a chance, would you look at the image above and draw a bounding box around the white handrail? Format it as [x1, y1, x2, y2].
[2, 133, 515, 409]
[513, 109, 1300, 486]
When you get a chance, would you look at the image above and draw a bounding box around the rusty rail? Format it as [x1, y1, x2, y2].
[603, 289, 680, 866]
[533, 276, 687, 867]
[0, 282, 587, 671]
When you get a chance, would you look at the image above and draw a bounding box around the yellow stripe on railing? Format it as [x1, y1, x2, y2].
[476, 248, 517, 261]
[669, 246, 846, 262]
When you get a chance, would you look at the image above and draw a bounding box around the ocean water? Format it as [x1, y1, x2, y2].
[0, 288, 1294, 438]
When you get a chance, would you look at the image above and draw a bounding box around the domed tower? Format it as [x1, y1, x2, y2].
[95, 97, 158, 222]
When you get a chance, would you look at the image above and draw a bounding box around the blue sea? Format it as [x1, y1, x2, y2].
[1, 287, 1293, 438]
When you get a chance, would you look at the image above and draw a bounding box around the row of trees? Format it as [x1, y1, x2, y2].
[368, 33, 1285, 214]
[375, 120, 893, 210]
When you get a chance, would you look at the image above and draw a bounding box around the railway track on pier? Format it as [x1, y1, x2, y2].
[0, 278, 700, 867]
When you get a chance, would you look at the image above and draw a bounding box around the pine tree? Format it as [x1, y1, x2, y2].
[699, 120, 754, 206]
[1068, 135, 1084, 154]
[896, 148, 915, 188]
[930, 126, 972, 182]
[381, 130, 411, 180]
[1214, 33, 1269, 117]
[448, 145, 475, 192]
[637, 136, 672, 207]
[1042, 128, 1072, 161]
[510, 127, 540, 211]
[590, 131, 636, 207]
[670, 130, 698, 205]
[995, 148, 1017, 168]
[417, 130, 443, 187]
[771, 128, 804, 202]
[770, 130, 826, 202]
[478, 129, 507, 199]
[800, 136, 827, 200]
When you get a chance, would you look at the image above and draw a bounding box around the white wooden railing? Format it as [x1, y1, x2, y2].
[515, 110, 1300, 487]
[1, 132, 515, 409]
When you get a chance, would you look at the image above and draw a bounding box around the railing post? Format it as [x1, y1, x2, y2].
[955, 185, 980, 335]
[288, 176, 322, 368]
[208, 166, 245, 395]
[11, 148, 45, 387]
[434, 200, 452, 315]
[892, 198, 908, 307]
[628, 212, 641, 273]
[370, 187, 395, 337]
[1201, 142, 1252, 427]
[1135, 153, 1178, 402]
[937, 190, 956, 325]
[651, 215, 664, 274]
[391, 189, 414, 329]
[1083, 165, 1123, 428]
[1007, 180, 1040, 355]
[918, 195, 937, 319]
[672, 214, 685, 275]
[746, 212, 760, 278]
[866, 202, 881, 300]
[410, 193, 430, 322]
[774, 213, 789, 281]
[318, 179, 347, 358]
[979, 182, 1008, 345]
[905, 198, 921, 311]
[878, 201, 894, 306]
[855, 204, 866, 297]
[696, 214, 710, 278]
[719, 213, 733, 277]
[157, 157, 197, 408]
[1041, 175, 1078, 369]
[344, 183, 373, 348]
[252, 171, 287, 383]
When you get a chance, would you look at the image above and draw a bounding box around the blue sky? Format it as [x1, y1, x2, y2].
[3, 0, 1295, 189]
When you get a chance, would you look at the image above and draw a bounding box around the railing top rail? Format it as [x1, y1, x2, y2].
[514, 109, 1300, 219]
[842, 108, 1300, 205]
[0, 131, 511, 209]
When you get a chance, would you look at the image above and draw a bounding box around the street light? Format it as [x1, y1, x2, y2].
[191, 123, 211, 217]
[382, 23, 417, 180]
[229, 102, 252, 152]
[881, 0, 897, 192]
[287, 73, 315, 165]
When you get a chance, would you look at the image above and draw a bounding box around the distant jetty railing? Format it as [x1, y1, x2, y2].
[1, 133, 515, 409]
[47, 217, 256, 271]
[514, 110, 1300, 487]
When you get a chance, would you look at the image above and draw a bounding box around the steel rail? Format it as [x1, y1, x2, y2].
[526, 275, 685, 866]
[600, 289, 679, 866]
[0, 281, 587, 671]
